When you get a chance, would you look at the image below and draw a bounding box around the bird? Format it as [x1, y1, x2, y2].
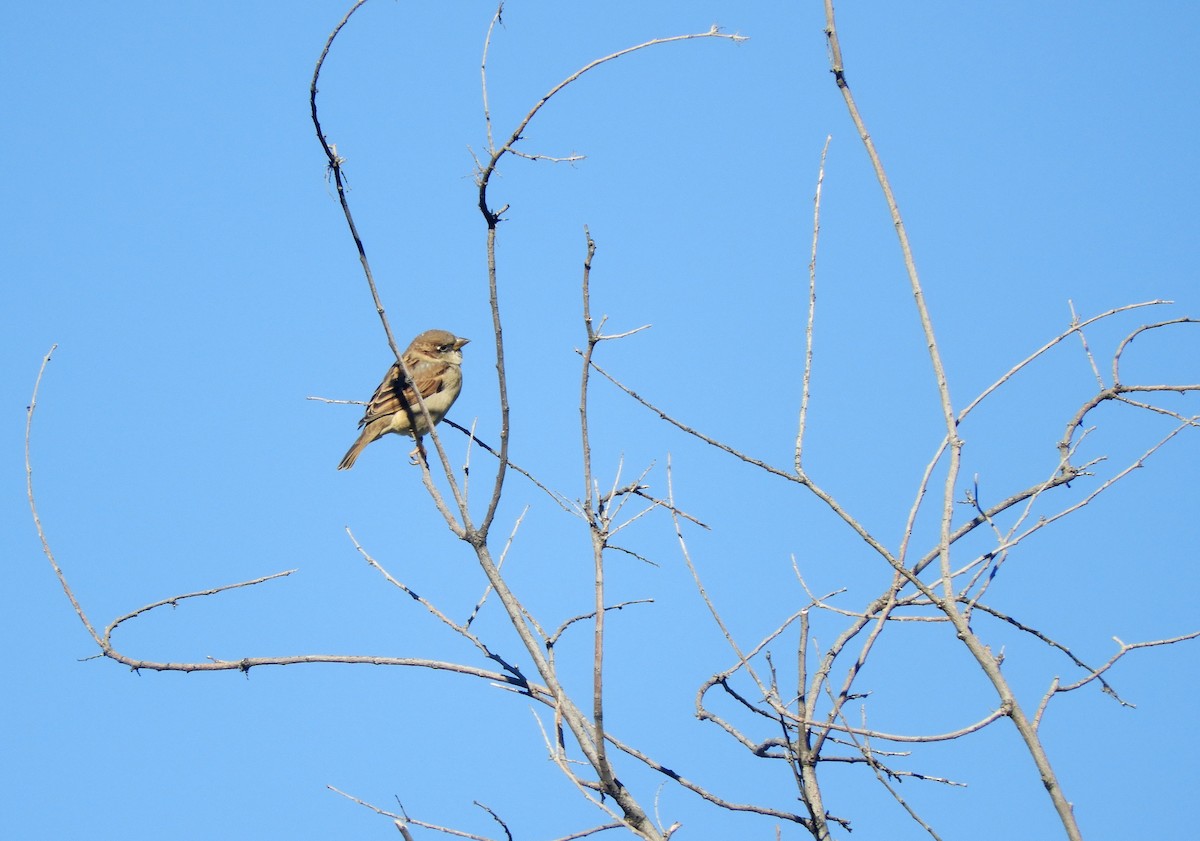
[337, 329, 469, 470]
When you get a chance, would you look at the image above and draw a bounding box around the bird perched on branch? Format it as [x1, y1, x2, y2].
[337, 329, 469, 470]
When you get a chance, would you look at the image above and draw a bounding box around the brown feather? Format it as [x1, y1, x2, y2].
[358, 359, 455, 428]
[337, 329, 468, 470]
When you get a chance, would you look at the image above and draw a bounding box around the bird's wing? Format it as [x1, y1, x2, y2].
[358, 360, 453, 427]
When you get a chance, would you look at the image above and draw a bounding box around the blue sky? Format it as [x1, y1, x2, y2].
[5, 3, 1199, 839]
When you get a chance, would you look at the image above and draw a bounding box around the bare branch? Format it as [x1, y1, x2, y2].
[592, 359, 897, 566]
[548, 600, 655, 648]
[438, 418, 579, 514]
[549, 824, 627, 841]
[602, 731, 813, 830]
[509, 149, 587, 164]
[795, 135, 831, 473]
[309, 0, 402, 362]
[27, 345, 104, 649]
[1039, 630, 1200, 724]
[476, 26, 747, 223]
[1112, 317, 1200, 386]
[328, 786, 493, 841]
[473, 802, 513, 841]
[1068, 300, 1106, 388]
[899, 299, 1173, 567]
[480, 3, 502, 154]
[463, 508, 528, 629]
[306, 395, 366, 406]
[104, 570, 296, 644]
[969, 601, 1134, 707]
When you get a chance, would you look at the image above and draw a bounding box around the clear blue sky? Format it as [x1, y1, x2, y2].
[5, 3, 1199, 839]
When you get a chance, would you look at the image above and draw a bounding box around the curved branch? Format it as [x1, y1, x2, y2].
[104, 570, 296, 645]
[26, 345, 103, 648]
[1111, 317, 1200, 386]
[309, 0, 401, 362]
[474, 25, 747, 225]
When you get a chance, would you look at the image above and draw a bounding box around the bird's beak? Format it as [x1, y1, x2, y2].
[455, 337, 470, 349]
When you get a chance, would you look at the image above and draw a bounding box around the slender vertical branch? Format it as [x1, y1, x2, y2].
[824, 4, 1082, 839]
[822, 2, 953, 436]
[577, 227, 615, 797]
[789, 613, 831, 840]
[795, 136, 831, 474]
[26, 345, 104, 648]
[823, 0, 961, 601]
[477, 222, 512, 538]
[309, 0, 402, 363]
[475, 7, 512, 540]
[480, 3, 502, 155]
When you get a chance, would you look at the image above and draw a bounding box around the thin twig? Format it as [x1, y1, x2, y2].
[104, 570, 297, 643]
[795, 135, 831, 473]
[26, 345, 105, 648]
[464, 508, 528, 629]
[548, 600, 655, 648]
[440, 419, 578, 513]
[309, 0, 401, 362]
[575, 226, 619, 803]
[328, 786, 493, 841]
[591, 359, 896, 565]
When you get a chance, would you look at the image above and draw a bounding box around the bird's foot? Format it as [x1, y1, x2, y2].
[408, 438, 428, 466]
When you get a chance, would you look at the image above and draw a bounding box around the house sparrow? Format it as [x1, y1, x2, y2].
[337, 329, 469, 470]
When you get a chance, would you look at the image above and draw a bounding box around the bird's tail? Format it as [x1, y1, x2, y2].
[337, 431, 372, 470]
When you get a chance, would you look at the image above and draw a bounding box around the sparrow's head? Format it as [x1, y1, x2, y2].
[410, 329, 469, 364]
